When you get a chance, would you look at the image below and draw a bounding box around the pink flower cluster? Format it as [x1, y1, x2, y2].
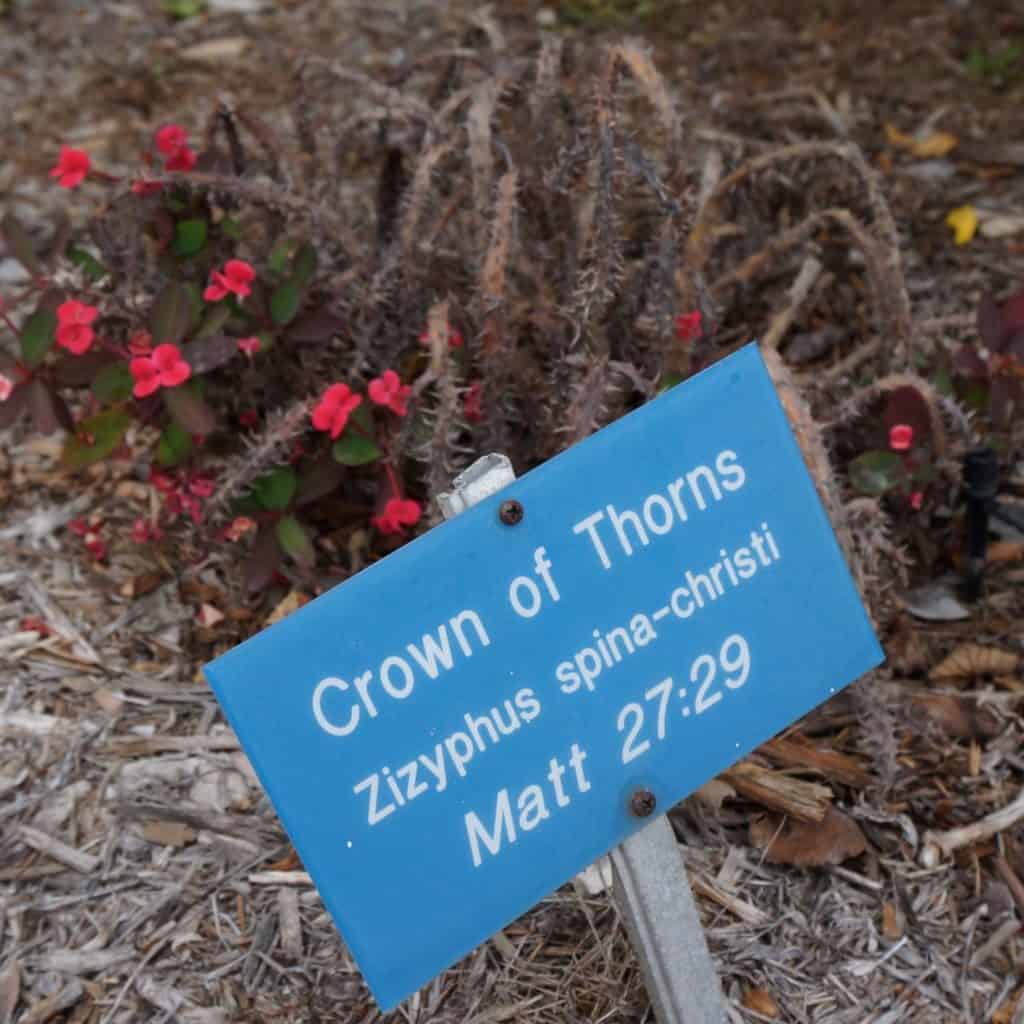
[56, 300, 99, 355]
[155, 124, 197, 173]
[204, 260, 254, 303]
[130, 344, 191, 398]
[311, 369, 413, 439]
[68, 517, 107, 561]
[373, 497, 421, 535]
[888, 424, 923, 510]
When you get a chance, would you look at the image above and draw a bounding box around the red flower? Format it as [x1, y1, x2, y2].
[675, 311, 702, 342]
[155, 125, 188, 156]
[312, 383, 362, 439]
[203, 260, 255, 302]
[149, 468, 175, 493]
[0, 373, 13, 402]
[418, 324, 464, 349]
[373, 496, 422, 535]
[464, 380, 483, 423]
[909, 491, 923, 511]
[49, 147, 91, 189]
[84, 536, 108, 562]
[68, 517, 91, 536]
[238, 409, 259, 429]
[237, 336, 261, 357]
[130, 343, 191, 398]
[889, 424, 914, 451]
[368, 369, 411, 416]
[165, 146, 197, 172]
[56, 299, 100, 355]
[20, 616, 52, 637]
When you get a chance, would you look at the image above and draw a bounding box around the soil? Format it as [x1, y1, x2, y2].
[2, 1, 1024, 1022]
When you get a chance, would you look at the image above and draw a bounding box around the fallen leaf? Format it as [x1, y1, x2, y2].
[749, 807, 866, 866]
[946, 205, 978, 245]
[196, 603, 225, 629]
[268, 847, 303, 871]
[141, 821, 196, 847]
[741, 987, 779, 1017]
[882, 901, 903, 939]
[908, 693, 1000, 740]
[265, 590, 309, 627]
[885, 123, 958, 158]
[930, 643, 1018, 680]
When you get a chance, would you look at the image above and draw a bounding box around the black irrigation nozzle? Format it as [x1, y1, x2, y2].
[961, 446, 1000, 603]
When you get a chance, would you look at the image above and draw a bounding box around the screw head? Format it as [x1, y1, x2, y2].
[630, 789, 656, 818]
[499, 499, 524, 526]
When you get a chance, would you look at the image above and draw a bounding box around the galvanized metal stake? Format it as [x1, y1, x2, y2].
[440, 454, 728, 1024]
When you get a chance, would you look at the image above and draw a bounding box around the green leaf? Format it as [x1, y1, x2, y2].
[150, 282, 193, 344]
[268, 238, 294, 275]
[174, 218, 207, 257]
[269, 280, 302, 326]
[162, 0, 204, 16]
[61, 408, 131, 469]
[848, 451, 905, 496]
[276, 514, 316, 568]
[332, 430, 382, 466]
[2, 212, 42, 276]
[20, 309, 56, 367]
[194, 300, 232, 339]
[156, 421, 194, 467]
[67, 245, 107, 282]
[91, 363, 134, 402]
[292, 242, 318, 288]
[162, 385, 217, 435]
[251, 467, 297, 510]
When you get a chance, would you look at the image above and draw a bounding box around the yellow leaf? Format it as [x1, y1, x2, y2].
[946, 206, 978, 246]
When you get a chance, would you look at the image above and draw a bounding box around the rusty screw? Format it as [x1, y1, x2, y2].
[499, 499, 524, 526]
[629, 788, 656, 818]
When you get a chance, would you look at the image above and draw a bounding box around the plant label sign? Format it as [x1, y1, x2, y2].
[204, 343, 883, 1009]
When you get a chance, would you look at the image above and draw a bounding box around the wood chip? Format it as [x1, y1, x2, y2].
[142, 821, 197, 848]
[0, 960, 20, 1024]
[689, 873, 769, 927]
[721, 761, 833, 822]
[179, 37, 249, 63]
[16, 824, 99, 875]
[761, 734, 870, 787]
[30, 948, 134, 973]
[277, 886, 303, 960]
[265, 590, 309, 627]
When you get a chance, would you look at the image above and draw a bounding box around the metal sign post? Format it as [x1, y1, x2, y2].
[441, 455, 728, 1024]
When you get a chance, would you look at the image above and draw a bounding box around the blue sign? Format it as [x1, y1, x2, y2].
[204, 343, 882, 1009]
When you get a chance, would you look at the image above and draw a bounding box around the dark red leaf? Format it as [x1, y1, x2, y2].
[294, 457, 345, 506]
[28, 379, 72, 435]
[184, 335, 239, 374]
[283, 305, 345, 344]
[991, 373, 1023, 427]
[881, 385, 933, 443]
[952, 343, 988, 381]
[52, 350, 118, 387]
[1, 211, 42, 276]
[977, 292, 1004, 351]
[999, 290, 1024, 349]
[244, 526, 283, 592]
[163, 386, 217, 435]
[0, 384, 30, 430]
[151, 282, 193, 344]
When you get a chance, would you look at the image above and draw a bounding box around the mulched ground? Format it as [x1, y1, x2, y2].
[3, 1, 1024, 1022]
